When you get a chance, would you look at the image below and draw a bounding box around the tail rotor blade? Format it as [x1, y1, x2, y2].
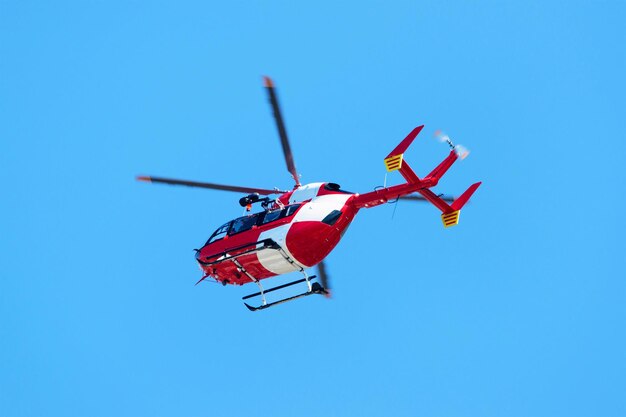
[434, 130, 470, 159]
[263, 76, 300, 187]
[454, 144, 470, 160]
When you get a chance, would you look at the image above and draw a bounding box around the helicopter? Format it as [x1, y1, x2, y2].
[138, 76, 481, 311]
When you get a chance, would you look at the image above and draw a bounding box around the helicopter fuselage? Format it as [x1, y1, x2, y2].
[196, 182, 358, 286]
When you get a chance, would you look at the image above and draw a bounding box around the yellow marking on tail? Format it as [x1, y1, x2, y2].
[441, 210, 461, 228]
[384, 154, 404, 172]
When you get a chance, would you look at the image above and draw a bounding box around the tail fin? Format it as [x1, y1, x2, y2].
[384, 125, 423, 162]
[437, 181, 481, 228]
[383, 125, 424, 184]
[451, 182, 481, 211]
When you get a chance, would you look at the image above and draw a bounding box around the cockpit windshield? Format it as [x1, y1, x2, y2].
[230, 214, 259, 235]
[206, 221, 231, 245]
[262, 209, 282, 224]
[261, 204, 300, 225]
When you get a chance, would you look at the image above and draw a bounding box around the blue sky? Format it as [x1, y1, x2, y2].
[1, 1, 625, 416]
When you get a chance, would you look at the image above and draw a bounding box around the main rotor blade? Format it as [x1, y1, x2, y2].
[398, 194, 455, 203]
[137, 176, 286, 195]
[263, 76, 300, 187]
[317, 260, 331, 298]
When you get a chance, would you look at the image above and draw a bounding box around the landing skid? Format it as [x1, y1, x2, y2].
[198, 238, 329, 311]
[242, 276, 328, 312]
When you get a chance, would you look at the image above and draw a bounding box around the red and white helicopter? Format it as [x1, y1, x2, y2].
[138, 77, 481, 311]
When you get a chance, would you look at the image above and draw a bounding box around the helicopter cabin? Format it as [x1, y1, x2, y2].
[204, 203, 302, 246]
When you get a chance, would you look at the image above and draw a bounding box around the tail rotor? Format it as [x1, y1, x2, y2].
[434, 130, 470, 160]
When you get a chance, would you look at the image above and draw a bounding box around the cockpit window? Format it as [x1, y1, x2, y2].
[206, 221, 231, 244]
[206, 204, 302, 244]
[284, 204, 300, 217]
[229, 214, 259, 235]
[262, 209, 282, 224]
[261, 204, 301, 226]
